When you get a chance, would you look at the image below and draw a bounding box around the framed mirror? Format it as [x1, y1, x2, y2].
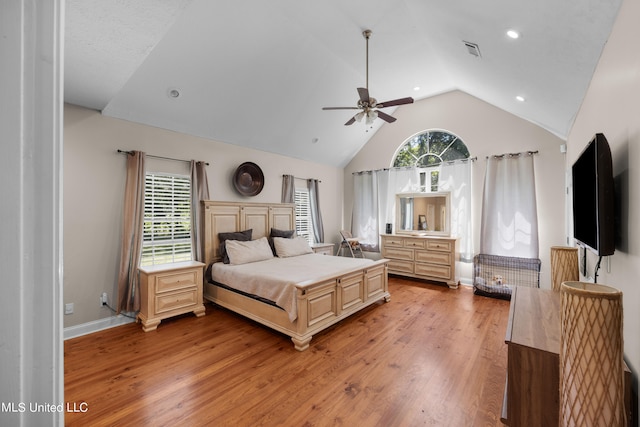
[395, 192, 451, 236]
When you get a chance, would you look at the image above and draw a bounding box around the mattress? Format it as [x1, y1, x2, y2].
[209, 254, 373, 322]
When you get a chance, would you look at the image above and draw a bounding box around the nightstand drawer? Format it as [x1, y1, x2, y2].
[155, 271, 199, 293]
[311, 243, 334, 256]
[155, 288, 198, 314]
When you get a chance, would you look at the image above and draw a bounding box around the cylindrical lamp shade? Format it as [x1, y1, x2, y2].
[551, 246, 579, 292]
[560, 282, 625, 427]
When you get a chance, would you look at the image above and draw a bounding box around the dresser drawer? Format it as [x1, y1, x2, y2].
[426, 240, 453, 252]
[388, 259, 414, 274]
[404, 239, 425, 249]
[415, 263, 451, 280]
[155, 288, 198, 314]
[155, 270, 199, 293]
[383, 247, 414, 261]
[415, 250, 451, 265]
[381, 236, 404, 247]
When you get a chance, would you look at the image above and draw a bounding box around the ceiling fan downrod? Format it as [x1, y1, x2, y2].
[363, 29, 372, 93]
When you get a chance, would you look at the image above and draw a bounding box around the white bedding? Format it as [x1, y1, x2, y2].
[210, 254, 374, 322]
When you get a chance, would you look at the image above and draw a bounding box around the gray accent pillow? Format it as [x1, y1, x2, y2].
[269, 228, 295, 254]
[218, 229, 252, 264]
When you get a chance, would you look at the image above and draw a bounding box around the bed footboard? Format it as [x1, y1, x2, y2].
[204, 259, 389, 351]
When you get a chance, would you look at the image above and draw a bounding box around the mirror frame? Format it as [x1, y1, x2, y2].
[395, 191, 451, 237]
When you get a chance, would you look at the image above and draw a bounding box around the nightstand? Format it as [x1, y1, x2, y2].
[310, 242, 334, 256]
[138, 260, 206, 332]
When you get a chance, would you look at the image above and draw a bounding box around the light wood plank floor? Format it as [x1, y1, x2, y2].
[65, 277, 510, 426]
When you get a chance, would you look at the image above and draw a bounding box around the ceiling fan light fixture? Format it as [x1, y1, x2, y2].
[365, 110, 378, 125]
[355, 111, 365, 122]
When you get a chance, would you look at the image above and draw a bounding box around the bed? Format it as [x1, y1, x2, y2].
[201, 200, 390, 351]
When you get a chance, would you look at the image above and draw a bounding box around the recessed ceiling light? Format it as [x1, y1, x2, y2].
[516, 95, 525, 102]
[507, 30, 520, 39]
[167, 88, 181, 98]
[413, 86, 421, 91]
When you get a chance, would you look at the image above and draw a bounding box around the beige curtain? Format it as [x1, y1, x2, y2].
[117, 151, 146, 313]
[190, 160, 210, 262]
[281, 174, 295, 203]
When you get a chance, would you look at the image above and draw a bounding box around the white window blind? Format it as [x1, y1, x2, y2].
[141, 173, 192, 266]
[295, 188, 314, 244]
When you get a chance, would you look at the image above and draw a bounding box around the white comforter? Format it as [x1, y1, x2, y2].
[210, 254, 374, 322]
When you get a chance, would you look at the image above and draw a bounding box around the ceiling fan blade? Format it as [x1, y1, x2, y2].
[322, 106, 359, 110]
[345, 116, 356, 126]
[376, 110, 397, 123]
[357, 87, 370, 104]
[376, 97, 414, 108]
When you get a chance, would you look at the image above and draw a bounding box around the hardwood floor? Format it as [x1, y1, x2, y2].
[64, 277, 510, 426]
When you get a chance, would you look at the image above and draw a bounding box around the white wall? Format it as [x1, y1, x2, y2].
[344, 90, 567, 288]
[63, 104, 344, 328]
[565, 0, 640, 402]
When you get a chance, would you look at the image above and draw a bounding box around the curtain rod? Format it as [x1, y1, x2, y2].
[117, 149, 209, 166]
[486, 150, 538, 159]
[283, 174, 321, 183]
[352, 157, 477, 175]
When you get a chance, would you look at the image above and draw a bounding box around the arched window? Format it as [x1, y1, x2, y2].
[392, 129, 470, 168]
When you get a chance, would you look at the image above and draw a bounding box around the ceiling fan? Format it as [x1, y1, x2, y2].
[322, 29, 414, 126]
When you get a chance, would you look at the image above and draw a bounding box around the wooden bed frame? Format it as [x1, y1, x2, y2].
[201, 200, 390, 351]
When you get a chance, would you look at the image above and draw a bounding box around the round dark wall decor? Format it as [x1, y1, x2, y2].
[233, 162, 264, 196]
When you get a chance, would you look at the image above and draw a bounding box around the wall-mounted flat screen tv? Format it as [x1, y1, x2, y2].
[571, 133, 615, 256]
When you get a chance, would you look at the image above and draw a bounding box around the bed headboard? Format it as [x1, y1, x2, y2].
[201, 200, 295, 266]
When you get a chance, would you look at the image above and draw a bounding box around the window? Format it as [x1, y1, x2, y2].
[141, 173, 192, 266]
[294, 188, 314, 244]
[393, 129, 470, 168]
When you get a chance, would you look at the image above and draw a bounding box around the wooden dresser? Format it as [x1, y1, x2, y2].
[380, 234, 458, 288]
[138, 260, 206, 332]
[502, 286, 632, 426]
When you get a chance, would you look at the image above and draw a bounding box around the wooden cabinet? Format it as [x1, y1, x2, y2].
[380, 234, 458, 288]
[503, 286, 632, 426]
[138, 261, 206, 332]
[202, 201, 295, 263]
[310, 242, 334, 255]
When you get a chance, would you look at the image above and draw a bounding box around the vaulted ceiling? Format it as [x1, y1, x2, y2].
[65, 0, 622, 167]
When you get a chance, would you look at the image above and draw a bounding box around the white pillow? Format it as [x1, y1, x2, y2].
[273, 236, 313, 258]
[225, 237, 274, 265]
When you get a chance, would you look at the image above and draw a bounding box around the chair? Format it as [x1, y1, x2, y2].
[336, 230, 364, 258]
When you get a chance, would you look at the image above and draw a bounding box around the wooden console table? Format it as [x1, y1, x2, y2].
[502, 286, 631, 426]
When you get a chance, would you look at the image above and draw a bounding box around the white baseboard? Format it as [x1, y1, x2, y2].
[64, 314, 136, 340]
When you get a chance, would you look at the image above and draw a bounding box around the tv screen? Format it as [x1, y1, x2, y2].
[571, 133, 615, 256]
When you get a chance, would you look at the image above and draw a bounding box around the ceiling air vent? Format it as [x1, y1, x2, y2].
[463, 41, 481, 58]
